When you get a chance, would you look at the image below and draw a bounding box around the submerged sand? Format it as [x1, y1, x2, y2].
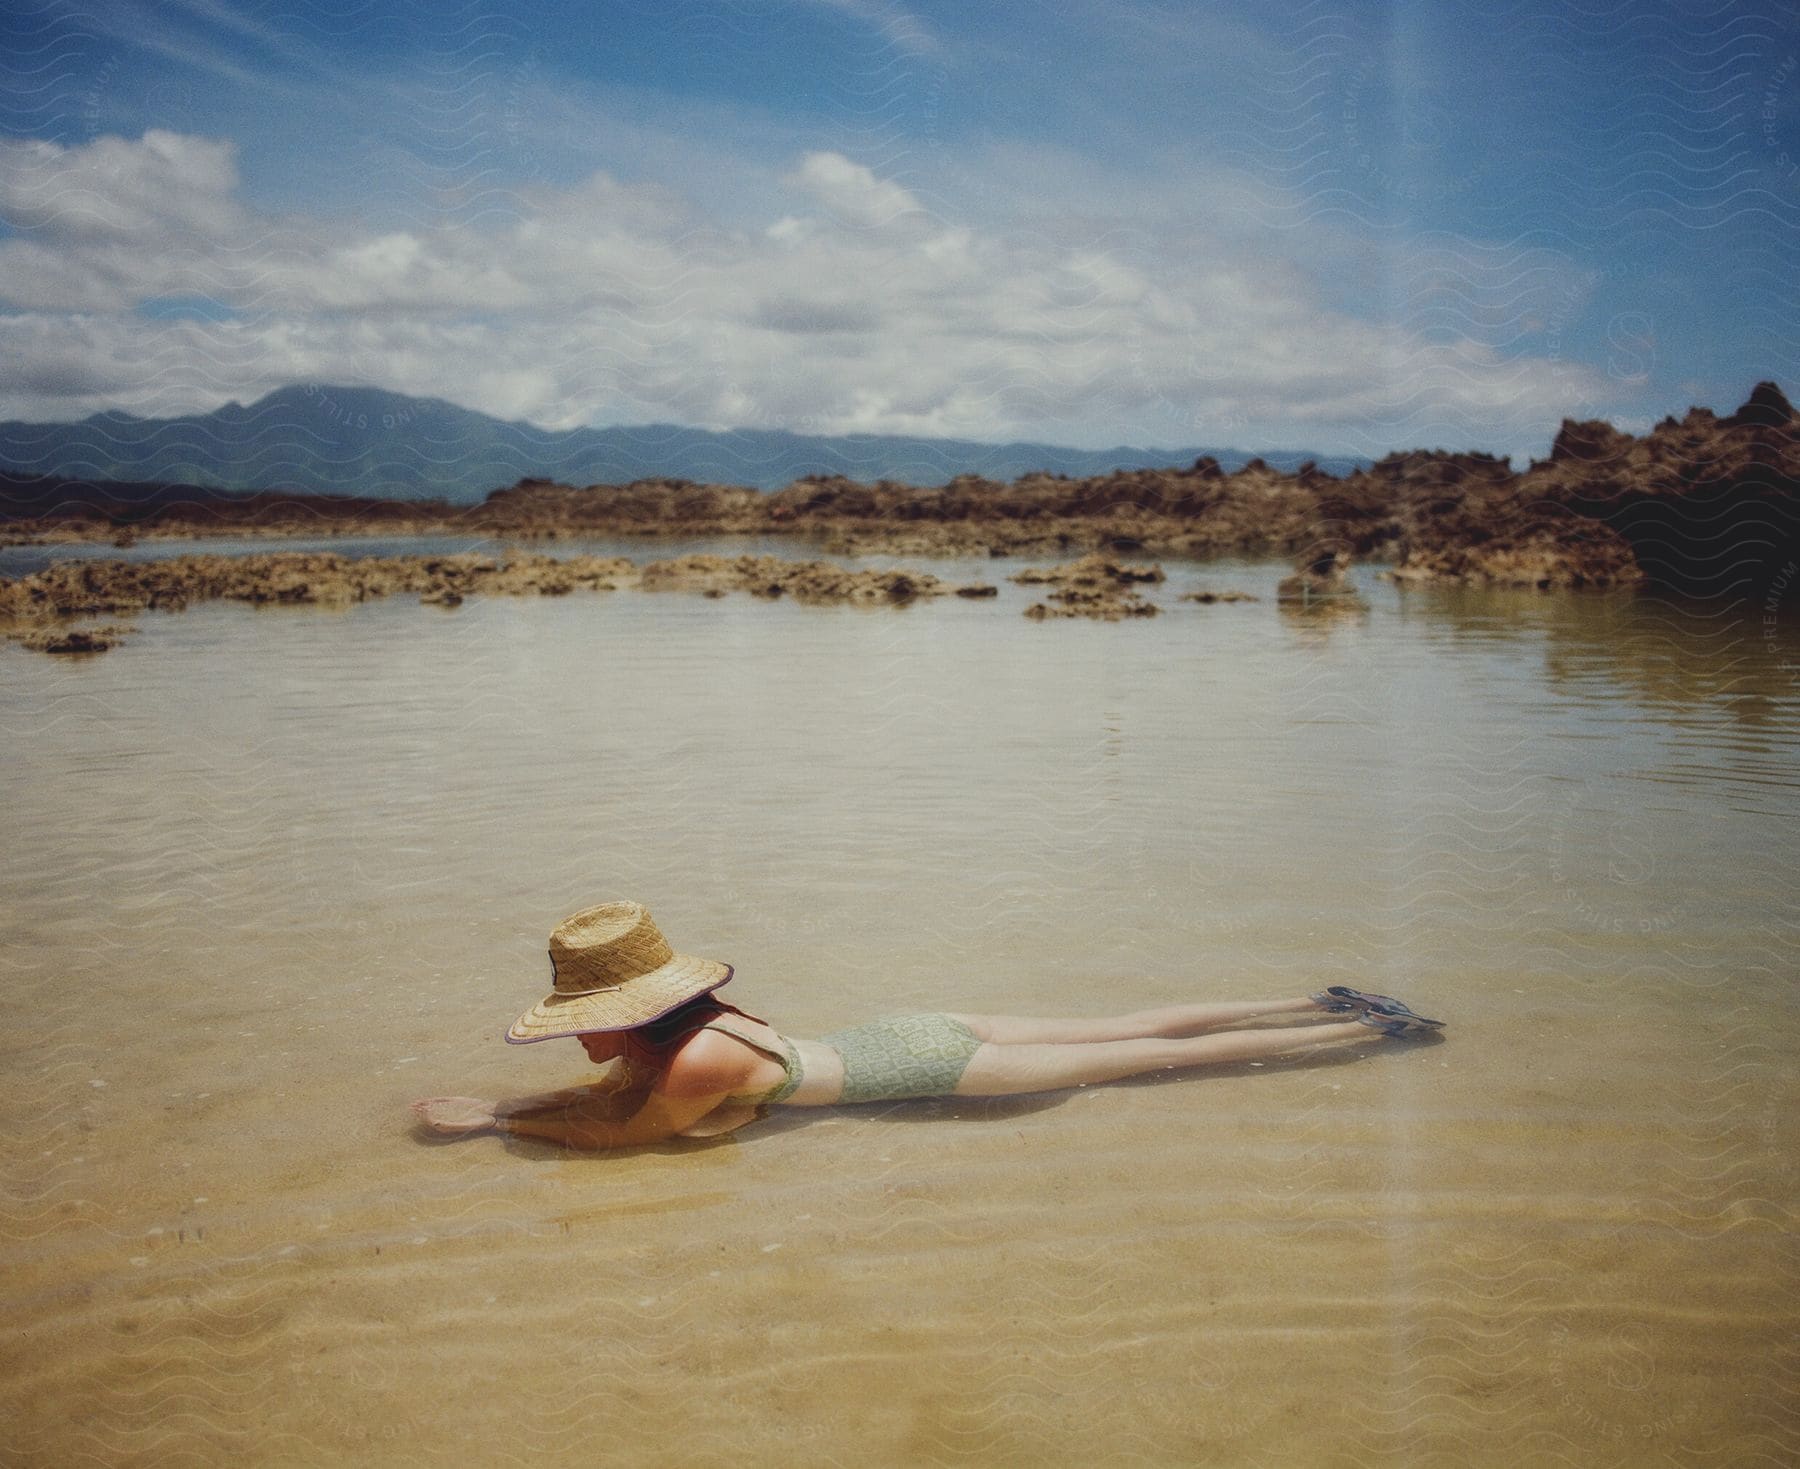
[2, 982, 1791, 1468]
[1, 557, 1795, 1466]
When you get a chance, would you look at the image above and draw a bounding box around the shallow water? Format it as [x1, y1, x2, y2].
[0, 529, 822, 579]
[2, 554, 1797, 1466]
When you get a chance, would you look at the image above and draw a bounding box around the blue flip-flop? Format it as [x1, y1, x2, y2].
[1314, 986, 1445, 1028]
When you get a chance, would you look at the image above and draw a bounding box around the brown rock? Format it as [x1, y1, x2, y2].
[8, 622, 137, 654]
[1023, 594, 1158, 621]
[639, 554, 944, 604]
[1726, 380, 1794, 429]
[1277, 549, 1363, 605]
[1180, 589, 1259, 604]
[1010, 553, 1165, 588]
[1549, 418, 1634, 464]
[5, 383, 1793, 598]
[1010, 555, 1164, 618]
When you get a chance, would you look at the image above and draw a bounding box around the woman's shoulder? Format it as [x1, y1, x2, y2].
[658, 1024, 764, 1099]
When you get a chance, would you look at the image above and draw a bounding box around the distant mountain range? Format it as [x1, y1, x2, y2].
[0, 386, 1368, 503]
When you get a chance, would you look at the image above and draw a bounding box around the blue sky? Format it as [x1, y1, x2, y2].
[0, 0, 1796, 460]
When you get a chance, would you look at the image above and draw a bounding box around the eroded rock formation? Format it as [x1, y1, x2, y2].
[1012, 554, 1164, 620]
[0, 550, 999, 652]
[4, 386, 1794, 596]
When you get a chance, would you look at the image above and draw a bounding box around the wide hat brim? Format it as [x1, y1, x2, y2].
[505, 954, 733, 1044]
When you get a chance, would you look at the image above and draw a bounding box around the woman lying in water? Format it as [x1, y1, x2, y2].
[411, 901, 1444, 1148]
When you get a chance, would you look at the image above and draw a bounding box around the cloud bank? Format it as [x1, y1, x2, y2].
[0, 130, 1601, 453]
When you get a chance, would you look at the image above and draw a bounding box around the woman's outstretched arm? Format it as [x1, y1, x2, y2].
[412, 1085, 729, 1148]
[411, 1030, 756, 1150]
[494, 1087, 732, 1150]
[410, 1076, 630, 1135]
[499, 1071, 632, 1116]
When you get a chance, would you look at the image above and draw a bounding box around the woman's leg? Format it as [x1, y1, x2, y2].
[945, 997, 1326, 1046]
[951, 1018, 1375, 1097]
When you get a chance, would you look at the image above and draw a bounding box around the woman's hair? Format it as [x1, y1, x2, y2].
[634, 995, 722, 1049]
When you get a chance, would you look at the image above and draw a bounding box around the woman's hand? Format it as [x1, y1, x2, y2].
[410, 1096, 499, 1135]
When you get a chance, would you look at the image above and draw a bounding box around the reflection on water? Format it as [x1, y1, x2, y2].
[1, 559, 1796, 1466]
[1397, 577, 1800, 723]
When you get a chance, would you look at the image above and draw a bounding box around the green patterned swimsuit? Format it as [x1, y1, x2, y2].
[706, 1008, 985, 1106]
[817, 1013, 985, 1103]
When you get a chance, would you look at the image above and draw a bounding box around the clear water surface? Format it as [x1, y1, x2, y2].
[2, 543, 1796, 1466]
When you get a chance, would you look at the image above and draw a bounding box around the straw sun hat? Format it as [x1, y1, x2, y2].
[505, 901, 733, 1044]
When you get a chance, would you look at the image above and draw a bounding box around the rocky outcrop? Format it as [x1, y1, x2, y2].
[1374, 386, 1795, 592]
[1012, 554, 1164, 620]
[0, 549, 997, 652]
[1384, 508, 1644, 589]
[5, 622, 137, 654]
[4, 386, 1794, 597]
[1277, 549, 1360, 604]
[636, 554, 955, 604]
[1528, 384, 1800, 596]
[1179, 588, 1258, 604]
[0, 551, 636, 620]
[1727, 380, 1794, 429]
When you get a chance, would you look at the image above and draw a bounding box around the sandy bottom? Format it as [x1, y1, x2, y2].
[2, 578, 1797, 1465]
[4, 936, 1793, 1467]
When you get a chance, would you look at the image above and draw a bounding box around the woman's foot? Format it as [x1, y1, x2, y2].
[1312, 986, 1444, 1027]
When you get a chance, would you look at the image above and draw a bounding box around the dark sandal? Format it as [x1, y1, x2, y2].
[1314, 985, 1444, 1027]
[1356, 1011, 1439, 1039]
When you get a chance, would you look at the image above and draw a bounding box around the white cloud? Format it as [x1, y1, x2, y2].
[0, 130, 244, 242]
[0, 130, 1607, 452]
[786, 151, 927, 230]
